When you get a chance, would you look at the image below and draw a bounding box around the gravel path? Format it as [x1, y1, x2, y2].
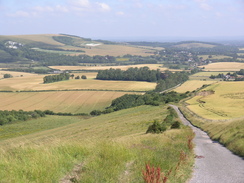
[170, 105, 244, 183]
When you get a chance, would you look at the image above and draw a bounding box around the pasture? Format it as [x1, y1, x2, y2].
[0, 91, 132, 113]
[0, 105, 194, 182]
[185, 81, 244, 120]
[201, 62, 244, 71]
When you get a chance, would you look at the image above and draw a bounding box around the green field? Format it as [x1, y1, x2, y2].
[0, 105, 194, 183]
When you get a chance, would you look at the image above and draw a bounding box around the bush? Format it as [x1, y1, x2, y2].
[171, 121, 181, 129]
[90, 110, 102, 116]
[3, 74, 13, 78]
[81, 75, 87, 79]
[146, 120, 167, 134]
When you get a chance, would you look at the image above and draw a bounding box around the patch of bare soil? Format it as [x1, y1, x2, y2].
[197, 90, 215, 96]
[59, 163, 83, 183]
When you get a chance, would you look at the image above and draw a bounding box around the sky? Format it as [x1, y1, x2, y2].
[0, 0, 244, 41]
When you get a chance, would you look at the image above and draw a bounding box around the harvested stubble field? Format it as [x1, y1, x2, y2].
[0, 73, 156, 91]
[49, 64, 168, 71]
[202, 62, 244, 71]
[175, 43, 215, 48]
[185, 81, 244, 120]
[0, 91, 131, 113]
[0, 70, 37, 78]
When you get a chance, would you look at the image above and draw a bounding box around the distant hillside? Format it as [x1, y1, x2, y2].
[0, 34, 156, 57]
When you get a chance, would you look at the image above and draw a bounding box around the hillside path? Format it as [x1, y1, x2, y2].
[169, 105, 244, 183]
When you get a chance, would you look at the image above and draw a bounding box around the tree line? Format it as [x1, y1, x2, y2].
[43, 73, 70, 83]
[90, 91, 188, 116]
[0, 110, 46, 125]
[96, 67, 161, 82]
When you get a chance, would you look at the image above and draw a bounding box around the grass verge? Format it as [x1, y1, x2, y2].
[180, 106, 244, 157]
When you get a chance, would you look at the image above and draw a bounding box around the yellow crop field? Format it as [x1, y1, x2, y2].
[0, 70, 37, 78]
[185, 81, 244, 120]
[202, 62, 244, 71]
[0, 74, 156, 91]
[0, 91, 130, 113]
[78, 44, 155, 56]
[174, 80, 216, 93]
[49, 64, 169, 71]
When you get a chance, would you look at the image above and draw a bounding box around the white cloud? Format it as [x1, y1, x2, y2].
[33, 6, 54, 12]
[8, 10, 30, 17]
[116, 11, 125, 16]
[96, 2, 111, 12]
[200, 3, 212, 11]
[69, 0, 90, 8]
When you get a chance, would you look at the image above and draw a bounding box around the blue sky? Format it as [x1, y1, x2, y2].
[0, 0, 243, 40]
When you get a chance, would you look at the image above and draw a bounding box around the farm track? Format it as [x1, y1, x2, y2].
[170, 105, 244, 183]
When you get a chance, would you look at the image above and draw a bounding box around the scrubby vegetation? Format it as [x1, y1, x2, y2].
[146, 106, 180, 134]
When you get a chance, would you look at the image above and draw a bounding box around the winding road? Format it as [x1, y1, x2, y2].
[170, 105, 244, 183]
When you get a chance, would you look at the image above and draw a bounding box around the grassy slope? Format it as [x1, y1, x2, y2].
[0, 34, 157, 57]
[0, 105, 194, 183]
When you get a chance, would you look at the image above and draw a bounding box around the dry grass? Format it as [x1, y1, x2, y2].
[185, 81, 244, 119]
[174, 80, 216, 93]
[0, 91, 130, 113]
[49, 64, 167, 71]
[202, 62, 244, 71]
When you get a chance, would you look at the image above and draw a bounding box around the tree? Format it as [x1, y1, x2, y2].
[75, 76, 80, 79]
[81, 75, 87, 79]
[3, 74, 13, 78]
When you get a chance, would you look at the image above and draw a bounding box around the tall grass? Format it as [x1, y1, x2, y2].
[0, 105, 195, 182]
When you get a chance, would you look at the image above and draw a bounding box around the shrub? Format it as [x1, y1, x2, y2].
[171, 121, 181, 129]
[146, 120, 167, 134]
